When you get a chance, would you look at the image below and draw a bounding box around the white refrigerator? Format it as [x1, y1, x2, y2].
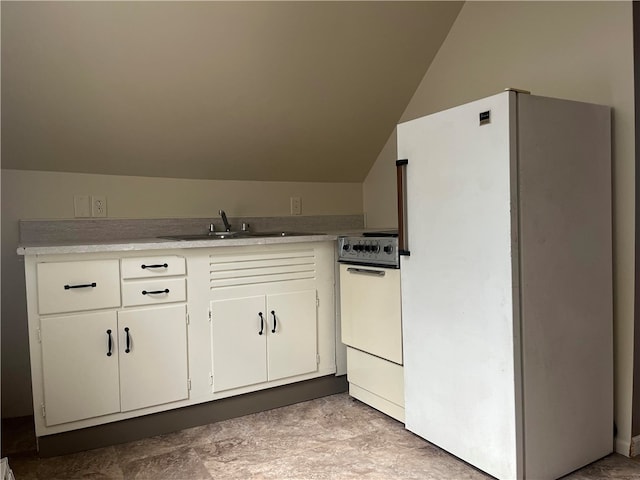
[397, 91, 613, 480]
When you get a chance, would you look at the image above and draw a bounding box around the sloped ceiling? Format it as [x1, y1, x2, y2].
[1, 1, 462, 182]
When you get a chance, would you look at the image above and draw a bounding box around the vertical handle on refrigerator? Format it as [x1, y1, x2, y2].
[396, 159, 410, 256]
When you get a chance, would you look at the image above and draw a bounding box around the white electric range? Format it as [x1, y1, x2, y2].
[338, 232, 404, 422]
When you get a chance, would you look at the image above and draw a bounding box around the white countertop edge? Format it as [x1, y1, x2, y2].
[17, 234, 338, 256]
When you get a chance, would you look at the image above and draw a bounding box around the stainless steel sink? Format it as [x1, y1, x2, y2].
[250, 231, 314, 237]
[159, 231, 315, 241]
[159, 232, 247, 241]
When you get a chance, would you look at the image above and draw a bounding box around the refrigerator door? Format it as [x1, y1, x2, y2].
[398, 91, 521, 480]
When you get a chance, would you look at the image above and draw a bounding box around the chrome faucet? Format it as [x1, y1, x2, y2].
[219, 210, 231, 232]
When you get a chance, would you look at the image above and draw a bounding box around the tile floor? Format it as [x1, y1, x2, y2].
[2, 393, 640, 479]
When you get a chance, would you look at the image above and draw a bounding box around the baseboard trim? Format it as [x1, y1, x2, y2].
[630, 435, 640, 457]
[615, 436, 631, 457]
[37, 374, 347, 457]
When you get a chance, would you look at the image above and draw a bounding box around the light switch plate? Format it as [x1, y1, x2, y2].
[73, 195, 91, 218]
[290, 196, 301, 215]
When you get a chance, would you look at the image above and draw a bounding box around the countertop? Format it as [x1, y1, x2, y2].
[17, 233, 340, 256]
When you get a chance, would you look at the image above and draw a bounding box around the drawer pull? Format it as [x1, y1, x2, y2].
[124, 327, 131, 353]
[141, 263, 168, 269]
[142, 289, 170, 295]
[346, 267, 386, 277]
[258, 312, 264, 335]
[64, 282, 97, 290]
[271, 310, 277, 333]
[106, 329, 113, 357]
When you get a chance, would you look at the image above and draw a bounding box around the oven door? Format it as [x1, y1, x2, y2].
[339, 263, 402, 365]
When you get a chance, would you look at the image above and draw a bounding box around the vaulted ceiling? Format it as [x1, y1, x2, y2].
[2, 1, 462, 182]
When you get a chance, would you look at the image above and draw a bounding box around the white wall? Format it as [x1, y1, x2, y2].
[362, 128, 398, 229]
[363, 1, 635, 454]
[1, 169, 362, 417]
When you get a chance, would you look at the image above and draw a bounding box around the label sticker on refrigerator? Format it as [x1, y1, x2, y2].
[479, 110, 491, 125]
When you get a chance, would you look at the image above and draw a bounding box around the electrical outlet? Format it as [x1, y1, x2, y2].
[290, 196, 301, 215]
[73, 195, 91, 218]
[91, 195, 107, 217]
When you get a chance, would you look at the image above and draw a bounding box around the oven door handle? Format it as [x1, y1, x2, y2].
[346, 267, 386, 277]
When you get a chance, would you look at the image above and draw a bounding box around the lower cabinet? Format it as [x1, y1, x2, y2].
[211, 289, 318, 392]
[40, 305, 188, 426]
[41, 311, 120, 426]
[118, 305, 189, 412]
[26, 243, 336, 439]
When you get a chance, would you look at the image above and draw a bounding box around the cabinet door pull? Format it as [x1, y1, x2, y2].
[124, 327, 131, 353]
[142, 289, 170, 295]
[258, 312, 264, 336]
[141, 263, 168, 269]
[271, 310, 277, 333]
[106, 329, 113, 357]
[64, 282, 97, 290]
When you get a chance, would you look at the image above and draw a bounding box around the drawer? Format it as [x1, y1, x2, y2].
[347, 347, 404, 407]
[122, 278, 186, 307]
[37, 260, 121, 315]
[121, 256, 186, 279]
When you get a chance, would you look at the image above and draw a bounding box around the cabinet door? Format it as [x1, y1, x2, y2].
[267, 289, 317, 381]
[118, 305, 189, 412]
[211, 296, 267, 392]
[40, 311, 120, 426]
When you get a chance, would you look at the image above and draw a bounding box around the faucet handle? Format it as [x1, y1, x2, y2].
[218, 209, 231, 232]
[209, 223, 215, 233]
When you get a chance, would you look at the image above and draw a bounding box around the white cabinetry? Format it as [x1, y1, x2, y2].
[211, 289, 317, 392]
[41, 305, 188, 426]
[37, 260, 120, 315]
[32, 255, 189, 430]
[118, 305, 188, 412]
[23, 242, 336, 440]
[40, 310, 120, 426]
[266, 290, 317, 381]
[121, 256, 186, 279]
[208, 244, 335, 396]
[118, 255, 189, 412]
[211, 295, 268, 391]
[121, 255, 187, 307]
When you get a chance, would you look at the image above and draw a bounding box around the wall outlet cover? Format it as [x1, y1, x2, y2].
[91, 195, 107, 217]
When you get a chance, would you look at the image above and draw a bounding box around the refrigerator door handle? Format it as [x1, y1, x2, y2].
[396, 159, 410, 256]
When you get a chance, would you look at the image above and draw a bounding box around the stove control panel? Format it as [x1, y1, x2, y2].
[338, 236, 399, 268]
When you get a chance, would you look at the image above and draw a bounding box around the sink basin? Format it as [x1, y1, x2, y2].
[159, 231, 315, 241]
[250, 231, 314, 237]
[160, 232, 247, 241]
